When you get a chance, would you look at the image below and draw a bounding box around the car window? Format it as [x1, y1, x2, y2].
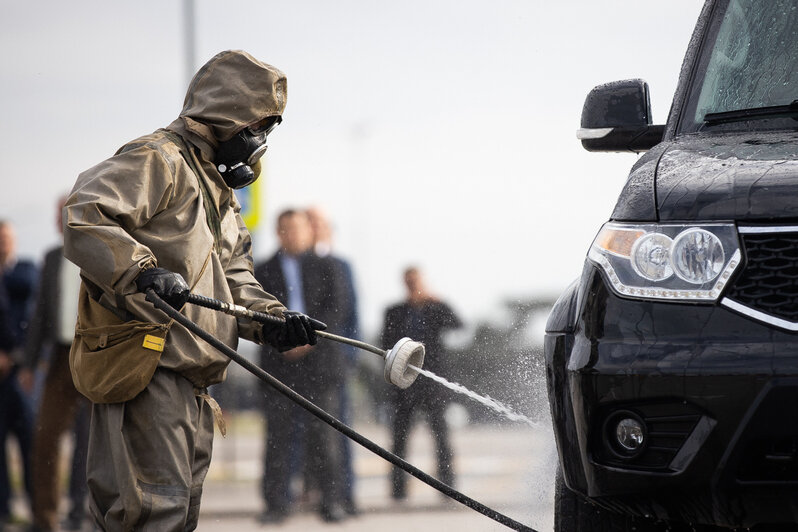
[680, 0, 798, 133]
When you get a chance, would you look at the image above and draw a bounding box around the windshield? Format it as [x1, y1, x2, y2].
[680, 0, 798, 133]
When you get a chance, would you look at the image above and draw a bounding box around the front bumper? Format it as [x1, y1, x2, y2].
[545, 263, 798, 527]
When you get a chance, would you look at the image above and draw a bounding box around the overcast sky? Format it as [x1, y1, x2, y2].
[1, 1, 704, 336]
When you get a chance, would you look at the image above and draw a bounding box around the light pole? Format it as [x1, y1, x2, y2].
[183, 0, 196, 89]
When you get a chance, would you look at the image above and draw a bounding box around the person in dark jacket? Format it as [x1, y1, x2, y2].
[381, 266, 462, 500]
[21, 196, 90, 532]
[254, 209, 349, 523]
[0, 220, 37, 526]
[305, 206, 359, 514]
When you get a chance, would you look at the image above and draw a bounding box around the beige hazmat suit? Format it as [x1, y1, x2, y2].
[64, 50, 288, 531]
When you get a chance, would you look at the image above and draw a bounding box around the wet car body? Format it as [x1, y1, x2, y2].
[546, 0, 798, 528]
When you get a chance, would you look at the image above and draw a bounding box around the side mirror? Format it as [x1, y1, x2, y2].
[577, 79, 665, 153]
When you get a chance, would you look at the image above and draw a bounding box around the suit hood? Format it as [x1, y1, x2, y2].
[173, 50, 287, 148]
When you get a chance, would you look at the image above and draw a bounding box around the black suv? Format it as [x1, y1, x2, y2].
[545, 1, 798, 530]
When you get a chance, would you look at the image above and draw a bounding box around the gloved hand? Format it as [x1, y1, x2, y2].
[136, 267, 190, 309]
[262, 310, 327, 352]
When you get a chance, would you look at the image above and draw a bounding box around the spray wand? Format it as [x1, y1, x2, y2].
[185, 293, 425, 389]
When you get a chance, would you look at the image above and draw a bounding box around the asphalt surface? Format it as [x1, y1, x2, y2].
[197, 418, 556, 532]
[4, 415, 556, 532]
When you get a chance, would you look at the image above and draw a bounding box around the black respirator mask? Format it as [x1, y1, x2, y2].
[215, 116, 282, 189]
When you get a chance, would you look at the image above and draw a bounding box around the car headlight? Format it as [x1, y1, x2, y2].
[588, 222, 741, 301]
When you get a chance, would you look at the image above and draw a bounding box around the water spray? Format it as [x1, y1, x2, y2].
[409, 365, 539, 428]
[145, 290, 537, 532]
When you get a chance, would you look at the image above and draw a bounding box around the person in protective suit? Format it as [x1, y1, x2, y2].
[62, 50, 324, 531]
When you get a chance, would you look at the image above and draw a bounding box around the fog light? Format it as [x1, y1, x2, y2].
[615, 417, 645, 452]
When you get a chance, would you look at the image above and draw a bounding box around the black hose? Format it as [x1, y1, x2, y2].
[146, 290, 536, 532]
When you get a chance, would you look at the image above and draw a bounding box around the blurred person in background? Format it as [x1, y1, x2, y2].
[0, 220, 37, 527]
[380, 266, 462, 501]
[255, 209, 349, 524]
[305, 206, 359, 515]
[21, 196, 89, 532]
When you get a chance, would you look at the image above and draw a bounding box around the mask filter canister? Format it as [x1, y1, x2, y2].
[215, 116, 281, 189]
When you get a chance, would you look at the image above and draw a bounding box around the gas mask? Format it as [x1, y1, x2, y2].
[215, 116, 282, 189]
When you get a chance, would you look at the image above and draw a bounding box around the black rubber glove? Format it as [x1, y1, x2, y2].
[262, 310, 327, 352]
[136, 267, 190, 309]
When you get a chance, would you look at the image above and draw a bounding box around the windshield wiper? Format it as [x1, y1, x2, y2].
[704, 100, 798, 125]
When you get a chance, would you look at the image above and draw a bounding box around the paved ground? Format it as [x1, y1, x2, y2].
[197, 418, 557, 532]
[5, 415, 557, 532]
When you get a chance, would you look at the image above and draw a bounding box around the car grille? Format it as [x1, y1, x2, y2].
[724, 230, 798, 324]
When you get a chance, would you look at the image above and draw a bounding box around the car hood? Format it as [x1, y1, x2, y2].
[655, 131, 798, 221]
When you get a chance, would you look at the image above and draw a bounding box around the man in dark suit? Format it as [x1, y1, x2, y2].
[21, 196, 90, 532]
[381, 266, 462, 500]
[305, 206, 359, 515]
[254, 209, 349, 524]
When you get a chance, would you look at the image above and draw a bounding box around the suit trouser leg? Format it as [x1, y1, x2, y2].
[5, 368, 34, 515]
[304, 385, 344, 513]
[261, 388, 295, 515]
[426, 402, 454, 487]
[0, 374, 11, 519]
[31, 345, 84, 530]
[390, 398, 414, 499]
[338, 380, 356, 508]
[87, 368, 214, 532]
